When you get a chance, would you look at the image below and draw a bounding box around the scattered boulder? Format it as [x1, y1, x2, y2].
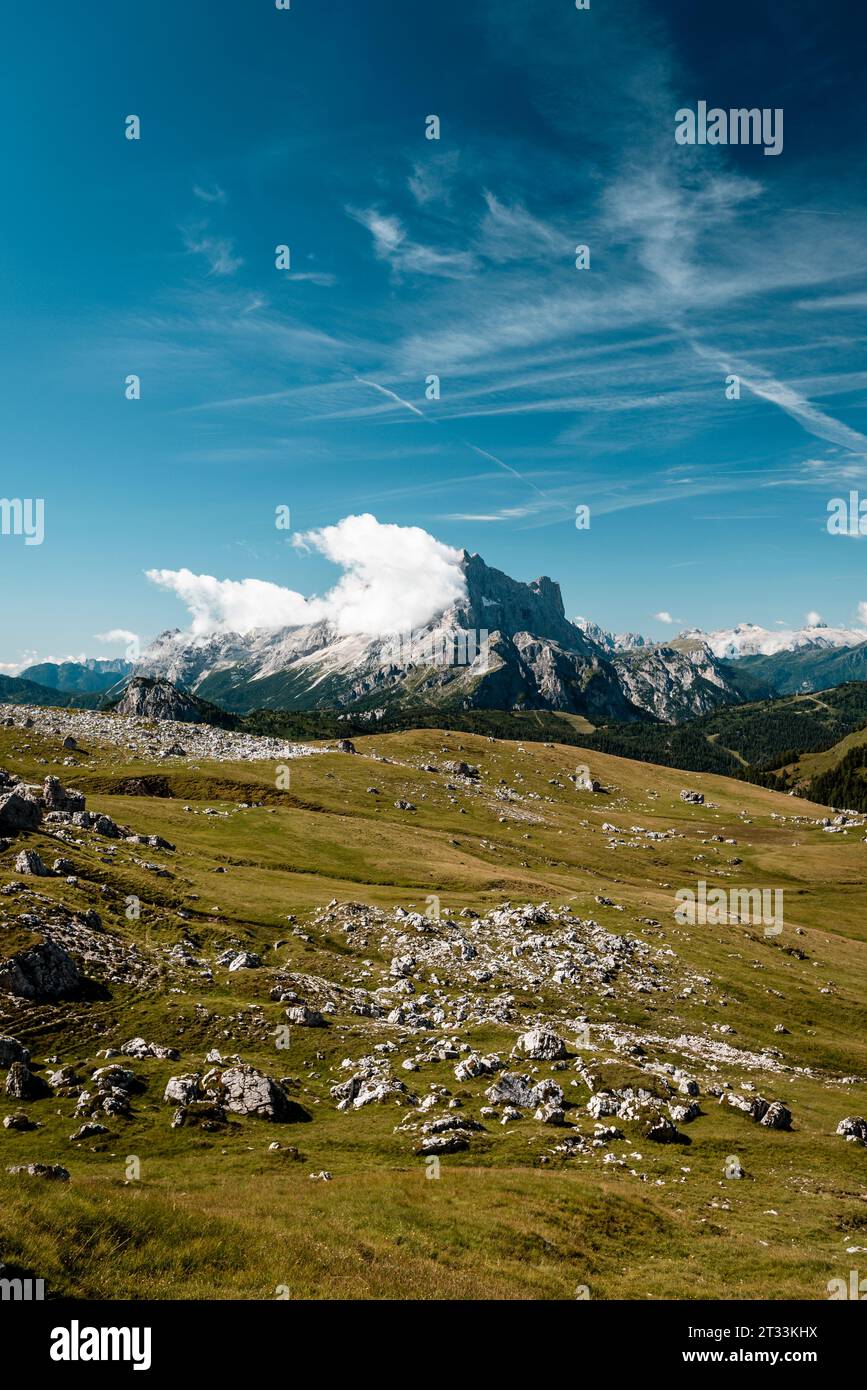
[6, 1163, 69, 1180]
[164, 1074, 201, 1106]
[514, 1025, 567, 1061]
[14, 849, 50, 877]
[69, 1122, 109, 1141]
[836, 1116, 867, 1146]
[415, 1133, 470, 1156]
[3, 1112, 36, 1131]
[0, 933, 82, 1001]
[760, 1101, 792, 1131]
[484, 1072, 562, 1112]
[0, 1035, 29, 1067]
[534, 1102, 566, 1125]
[217, 1065, 306, 1122]
[669, 1101, 701, 1124]
[0, 790, 41, 834]
[216, 950, 261, 972]
[42, 776, 85, 814]
[120, 1037, 179, 1061]
[454, 1054, 500, 1082]
[643, 1114, 685, 1144]
[5, 1062, 49, 1101]
[726, 1093, 770, 1123]
[285, 1004, 325, 1028]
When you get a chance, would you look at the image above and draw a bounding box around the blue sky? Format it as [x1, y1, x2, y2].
[3, 0, 867, 670]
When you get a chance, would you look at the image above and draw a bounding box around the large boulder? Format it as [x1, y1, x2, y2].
[285, 1004, 325, 1027]
[121, 1037, 179, 1061]
[484, 1071, 563, 1112]
[514, 1026, 567, 1061]
[7, 1163, 69, 1181]
[42, 776, 85, 814]
[5, 1062, 48, 1101]
[0, 791, 41, 834]
[836, 1116, 867, 1146]
[0, 932, 82, 1001]
[164, 1074, 201, 1106]
[0, 1036, 29, 1067]
[14, 850, 51, 877]
[760, 1101, 792, 1131]
[214, 1065, 304, 1122]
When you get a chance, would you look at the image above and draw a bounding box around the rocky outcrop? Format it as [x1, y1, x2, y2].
[120, 1037, 179, 1061]
[513, 1026, 567, 1061]
[14, 849, 50, 877]
[0, 1036, 29, 1067]
[614, 638, 741, 724]
[163, 1065, 307, 1122]
[42, 776, 85, 814]
[6, 1163, 70, 1180]
[836, 1116, 867, 1145]
[0, 931, 82, 1000]
[0, 790, 41, 834]
[113, 678, 214, 724]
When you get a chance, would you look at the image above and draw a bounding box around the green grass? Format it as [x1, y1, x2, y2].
[1, 720, 865, 1299]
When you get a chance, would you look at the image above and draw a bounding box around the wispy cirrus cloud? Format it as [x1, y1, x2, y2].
[346, 205, 478, 279]
[193, 183, 227, 205]
[182, 226, 244, 277]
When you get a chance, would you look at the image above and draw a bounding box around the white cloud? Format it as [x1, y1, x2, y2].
[408, 152, 459, 206]
[858, 602, 867, 626]
[283, 271, 336, 287]
[346, 206, 477, 279]
[653, 611, 682, 624]
[193, 183, 227, 205]
[478, 192, 570, 263]
[183, 228, 243, 277]
[95, 628, 139, 646]
[804, 611, 824, 627]
[1, 649, 87, 676]
[146, 514, 467, 640]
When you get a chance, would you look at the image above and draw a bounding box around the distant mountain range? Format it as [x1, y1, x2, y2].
[19, 657, 131, 693]
[7, 551, 867, 724]
[575, 617, 867, 660]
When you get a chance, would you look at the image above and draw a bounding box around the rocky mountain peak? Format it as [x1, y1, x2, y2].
[458, 551, 585, 650]
[113, 678, 210, 724]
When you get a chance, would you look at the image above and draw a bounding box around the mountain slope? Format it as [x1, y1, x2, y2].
[612, 636, 746, 722]
[734, 640, 867, 696]
[0, 708, 864, 1300]
[132, 552, 741, 724]
[108, 676, 239, 727]
[20, 658, 131, 693]
[0, 674, 102, 709]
